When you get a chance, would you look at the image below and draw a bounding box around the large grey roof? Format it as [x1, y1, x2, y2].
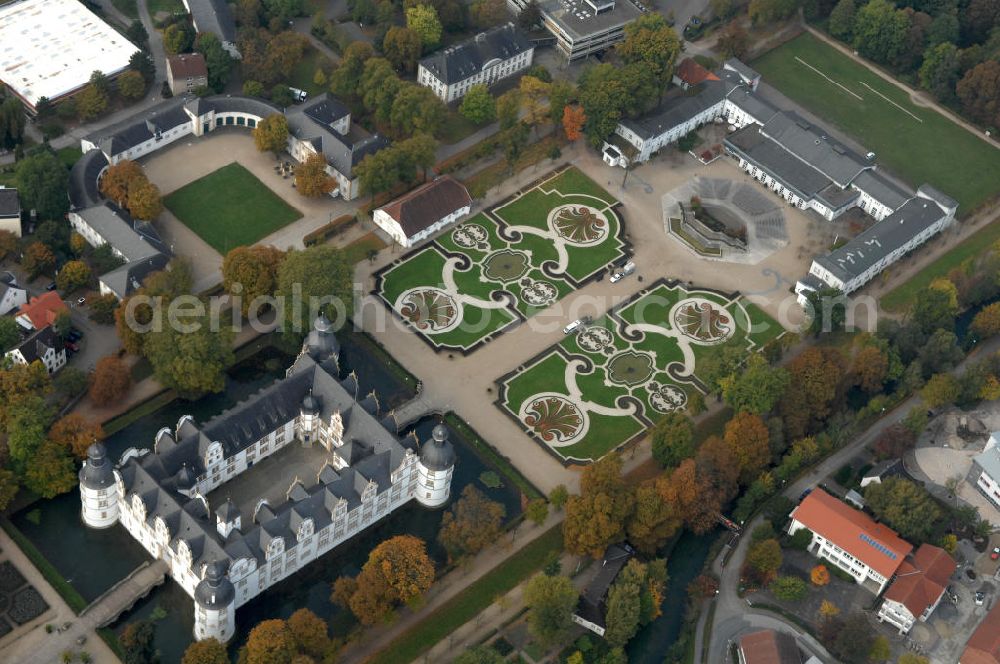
[75, 203, 166, 261]
[0, 187, 19, 217]
[185, 0, 236, 43]
[852, 170, 911, 211]
[68, 149, 108, 209]
[419, 23, 532, 85]
[725, 86, 778, 124]
[726, 124, 836, 201]
[85, 97, 192, 156]
[80, 443, 116, 490]
[9, 326, 58, 365]
[536, 0, 643, 42]
[975, 442, 1000, 482]
[575, 543, 634, 629]
[814, 195, 949, 282]
[99, 253, 172, 299]
[759, 112, 870, 187]
[620, 79, 732, 141]
[420, 424, 456, 471]
[286, 94, 389, 177]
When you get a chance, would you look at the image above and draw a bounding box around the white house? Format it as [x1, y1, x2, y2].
[79, 316, 456, 642]
[0, 187, 21, 236]
[418, 23, 534, 102]
[877, 543, 956, 634]
[969, 432, 1000, 510]
[5, 327, 66, 373]
[787, 488, 911, 595]
[373, 177, 472, 248]
[0, 272, 27, 316]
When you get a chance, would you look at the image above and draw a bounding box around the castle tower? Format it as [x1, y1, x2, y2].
[416, 424, 456, 508]
[79, 443, 119, 529]
[303, 313, 340, 360]
[194, 560, 236, 642]
[216, 498, 241, 539]
[298, 389, 320, 446]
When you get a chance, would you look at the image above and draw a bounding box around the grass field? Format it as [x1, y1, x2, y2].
[498, 282, 782, 463]
[753, 33, 1000, 214]
[377, 167, 625, 352]
[164, 163, 302, 253]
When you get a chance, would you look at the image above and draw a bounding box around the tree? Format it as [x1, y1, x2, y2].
[120, 619, 157, 664]
[897, 655, 930, 664]
[130, 50, 156, 83]
[470, 0, 507, 28]
[745, 538, 782, 585]
[663, 458, 723, 534]
[864, 477, 942, 542]
[246, 619, 296, 664]
[0, 316, 18, 353]
[770, 575, 808, 600]
[77, 79, 109, 120]
[90, 355, 132, 407]
[524, 573, 578, 646]
[961, 0, 1000, 44]
[355, 149, 398, 201]
[720, 354, 789, 414]
[22, 242, 56, 279]
[650, 411, 694, 469]
[287, 608, 330, 659]
[406, 4, 443, 50]
[54, 367, 88, 399]
[562, 104, 586, 141]
[872, 423, 916, 460]
[549, 484, 568, 510]
[517, 0, 541, 29]
[222, 244, 285, 315]
[15, 150, 69, 220]
[0, 229, 17, 260]
[852, 0, 910, 65]
[143, 316, 235, 398]
[295, 153, 336, 197]
[919, 42, 961, 101]
[0, 97, 26, 151]
[181, 638, 229, 664]
[55, 260, 90, 293]
[724, 412, 771, 485]
[717, 23, 750, 59]
[89, 293, 120, 325]
[118, 70, 147, 100]
[48, 414, 104, 459]
[525, 498, 548, 526]
[382, 26, 423, 72]
[828, 0, 856, 39]
[99, 160, 145, 207]
[348, 535, 434, 624]
[389, 84, 446, 138]
[603, 573, 642, 647]
[688, 574, 719, 598]
[957, 60, 1000, 130]
[254, 114, 289, 158]
[779, 347, 846, 438]
[437, 484, 505, 560]
[748, 0, 801, 24]
[275, 245, 354, 334]
[921, 372, 959, 408]
[563, 455, 634, 557]
[519, 75, 551, 127]
[850, 344, 889, 394]
[459, 84, 496, 125]
[818, 599, 840, 618]
[330, 42, 375, 99]
[626, 476, 679, 554]
[918, 329, 963, 375]
[495, 89, 520, 130]
[971, 302, 1000, 339]
[0, 469, 18, 513]
[330, 575, 357, 609]
[454, 646, 504, 664]
[826, 612, 874, 664]
[396, 133, 438, 181]
[869, 635, 890, 662]
[810, 564, 830, 586]
[617, 14, 682, 91]
[243, 80, 265, 96]
[196, 32, 235, 92]
[163, 22, 194, 55]
[913, 279, 958, 334]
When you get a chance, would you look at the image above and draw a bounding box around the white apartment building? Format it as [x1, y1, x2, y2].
[418, 23, 534, 102]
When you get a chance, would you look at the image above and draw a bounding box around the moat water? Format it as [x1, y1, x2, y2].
[11, 331, 525, 662]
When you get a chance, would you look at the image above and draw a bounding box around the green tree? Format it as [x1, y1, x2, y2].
[650, 411, 694, 469]
[0, 97, 26, 150]
[330, 42, 376, 99]
[716, 23, 751, 59]
[720, 354, 789, 414]
[15, 150, 69, 220]
[253, 113, 289, 158]
[770, 576, 808, 600]
[525, 498, 549, 526]
[524, 574, 578, 646]
[0, 317, 19, 353]
[196, 32, 235, 92]
[355, 149, 399, 201]
[626, 477, 678, 554]
[748, 0, 801, 24]
[382, 26, 423, 72]
[406, 4, 443, 50]
[437, 485, 505, 560]
[390, 83, 446, 138]
[852, 0, 911, 65]
[120, 619, 157, 664]
[563, 455, 635, 557]
[56, 260, 91, 292]
[921, 373, 959, 408]
[275, 245, 354, 334]
[828, 0, 856, 39]
[117, 70, 147, 100]
[913, 279, 957, 333]
[617, 14, 682, 91]
[0, 469, 18, 513]
[7, 397, 52, 466]
[470, 0, 507, 28]
[459, 84, 496, 124]
[745, 538, 782, 584]
[129, 50, 155, 83]
[454, 646, 504, 664]
[143, 314, 235, 398]
[163, 22, 194, 55]
[868, 635, 891, 662]
[918, 328, 963, 375]
[864, 477, 942, 542]
[549, 484, 568, 510]
[22, 242, 56, 279]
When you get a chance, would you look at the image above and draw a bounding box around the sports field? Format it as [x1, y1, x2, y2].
[164, 163, 302, 253]
[376, 167, 626, 352]
[497, 281, 783, 463]
[753, 33, 1000, 214]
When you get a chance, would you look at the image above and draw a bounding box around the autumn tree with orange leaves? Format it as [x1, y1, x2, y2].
[563, 454, 635, 557]
[335, 535, 434, 625]
[562, 105, 586, 141]
[723, 412, 771, 485]
[811, 564, 830, 586]
[48, 414, 105, 459]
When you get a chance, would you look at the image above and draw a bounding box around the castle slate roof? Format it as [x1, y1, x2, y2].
[68, 149, 109, 209]
[74, 203, 166, 261]
[814, 195, 949, 283]
[9, 326, 59, 364]
[852, 170, 911, 212]
[419, 23, 532, 85]
[620, 78, 733, 141]
[574, 543, 634, 630]
[286, 93, 389, 177]
[117, 336, 415, 571]
[377, 176, 471, 238]
[726, 123, 833, 200]
[100, 252, 172, 300]
[758, 112, 870, 188]
[185, 0, 237, 44]
[0, 187, 19, 217]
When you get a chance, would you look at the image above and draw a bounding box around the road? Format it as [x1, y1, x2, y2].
[700, 335, 1000, 663]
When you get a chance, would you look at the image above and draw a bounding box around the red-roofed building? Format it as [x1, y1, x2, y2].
[788, 488, 911, 594]
[738, 629, 803, 664]
[877, 543, 956, 633]
[672, 57, 721, 90]
[962, 601, 1000, 664]
[16, 291, 69, 332]
[373, 177, 472, 248]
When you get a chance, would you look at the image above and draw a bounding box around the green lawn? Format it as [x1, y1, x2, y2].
[753, 33, 1000, 214]
[287, 47, 336, 97]
[163, 163, 302, 253]
[147, 0, 185, 14]
[365, 527, 563, 664]
[111, 0, 138, 18]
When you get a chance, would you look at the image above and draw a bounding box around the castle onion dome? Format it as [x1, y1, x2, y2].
[420, 424, 456, 472]
[79, 442, 115, 490]
[304, 313, 340, 359]
[194, 560, 235, 609]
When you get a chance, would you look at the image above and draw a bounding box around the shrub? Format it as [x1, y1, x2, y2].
[810, 565, 830, 586]
[770, 576, 808, 601]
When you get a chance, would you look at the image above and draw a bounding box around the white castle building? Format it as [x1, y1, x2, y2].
[79, 316, 455, 642]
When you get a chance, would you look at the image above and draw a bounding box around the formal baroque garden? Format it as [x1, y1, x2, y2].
[375, 167, 626, 352]
[497, 281, 782, 463]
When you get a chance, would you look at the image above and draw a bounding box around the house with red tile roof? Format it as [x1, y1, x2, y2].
[962, 601, 1000, 664]
[787, 488, 911, 594]
[15, 291, 68, 332]
[877, 543, 956, 633]
[738, 630, 804, 664]
[672, 57, 721, 90]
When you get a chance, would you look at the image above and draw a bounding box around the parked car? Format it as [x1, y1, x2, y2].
[799, 487, 813, 502]
[975, 591, 985, 606]
[563, 319, 584, 335]
[65, 341, 79, 352]
[288, 87, 308, 103]
[45, 282, 57, 291]
[76, 297, 86, 306]
[610, 261, 636, 283]
[991, 547, 1000, 561]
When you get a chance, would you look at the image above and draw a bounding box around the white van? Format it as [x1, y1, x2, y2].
[610, 261, 636, 283]
[563, 319, 584, 334]
[289, 87, 308, 103]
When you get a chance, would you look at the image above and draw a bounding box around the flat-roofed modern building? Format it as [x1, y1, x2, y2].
[418, 23, 534, 102]
[0, 0, 140, 112]
[508, 0, 644, 61]
[969, 432, 1000, 510]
